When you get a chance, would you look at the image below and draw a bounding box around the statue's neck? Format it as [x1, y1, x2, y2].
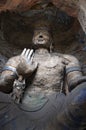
[35, 48, 49, 55]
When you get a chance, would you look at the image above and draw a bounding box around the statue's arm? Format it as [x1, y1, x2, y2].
[0, 49, 37, 93]
[0, 70, 17, 93]
[0, 55, 20, 93]
[63, 54, 86, 91]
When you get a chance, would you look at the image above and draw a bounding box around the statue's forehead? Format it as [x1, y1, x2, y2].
[33, 29, 50, 36]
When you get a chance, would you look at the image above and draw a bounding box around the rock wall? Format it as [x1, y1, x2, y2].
[78, 0, 86, 34]
[0, 0, 79, 17]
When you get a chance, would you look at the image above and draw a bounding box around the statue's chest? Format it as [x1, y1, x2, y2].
[32, 55, 65, 90]
[35, 56, 64, 76]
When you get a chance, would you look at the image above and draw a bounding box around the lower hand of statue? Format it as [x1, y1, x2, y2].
[17, 48, 38, 76]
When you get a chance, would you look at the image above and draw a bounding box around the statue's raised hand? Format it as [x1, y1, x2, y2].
[5, 48, 37, 77]
[17, 48, 38, 76]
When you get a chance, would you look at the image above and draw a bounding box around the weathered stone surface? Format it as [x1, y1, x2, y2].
[78, 0, 86, 33]
[0, 0, 79, 17]
[52, 0, 79, 17]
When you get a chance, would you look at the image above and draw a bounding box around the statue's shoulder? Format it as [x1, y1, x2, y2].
[51, 52, 79, 65]
[62, 54, 79, 62]
[52, 52, 76, 59]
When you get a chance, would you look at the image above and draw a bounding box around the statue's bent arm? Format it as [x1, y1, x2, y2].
[63, 54, 86, 91]
[0, 56, 20, 93]
[0, 49, 37, 93]
[0, 70, 16, 93]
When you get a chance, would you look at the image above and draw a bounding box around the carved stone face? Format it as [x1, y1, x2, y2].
[32, 28, 53, 50]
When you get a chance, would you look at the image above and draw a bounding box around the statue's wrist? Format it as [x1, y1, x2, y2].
[68, 76, 86, 91]
[2, 66, 19, 79]
[6, 55, 20, 70]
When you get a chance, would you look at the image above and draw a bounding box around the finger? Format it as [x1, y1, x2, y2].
[29, 53, 34, 63]
[28, 49, 34, 60]
[25, 49, 30, 57]
[21, 48, 26, 56]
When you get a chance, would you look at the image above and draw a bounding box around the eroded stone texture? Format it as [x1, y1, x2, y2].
[0, 0, 79, 17]
[52, 0, 79, 17]
[78, 0, 86, 33]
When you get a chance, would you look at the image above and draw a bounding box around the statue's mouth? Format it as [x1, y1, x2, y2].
[35, 39, 46, 44]
[34, 39, 46, 45]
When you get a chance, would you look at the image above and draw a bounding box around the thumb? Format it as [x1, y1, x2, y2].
[30, 62, 38, 71]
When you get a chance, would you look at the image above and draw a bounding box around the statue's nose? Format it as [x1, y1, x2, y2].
[39, 35, 43, 38]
